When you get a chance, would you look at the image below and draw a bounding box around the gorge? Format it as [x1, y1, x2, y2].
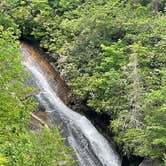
[1, 1, 165, 165]
[21, 42, 121, 166]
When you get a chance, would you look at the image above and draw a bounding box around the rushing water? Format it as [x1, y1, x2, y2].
[21, 43, 121, 166]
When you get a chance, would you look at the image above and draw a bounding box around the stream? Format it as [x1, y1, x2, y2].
[20, 42, 121, 166]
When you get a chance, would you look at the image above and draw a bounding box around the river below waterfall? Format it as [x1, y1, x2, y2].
[20, 42, 121, 166]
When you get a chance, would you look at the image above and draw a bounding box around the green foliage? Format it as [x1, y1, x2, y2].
[0, 25, 32, 136]
[29, 128, 75, 166]
[142, 70, 166, 158]
[3, 128, 75, 166]
[1, 0, 166, 164]
[0, 155, 8, 165]
[0, 26, 75, 165]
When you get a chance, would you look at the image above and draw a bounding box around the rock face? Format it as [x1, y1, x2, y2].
[21, 41, 71, 130]
[139, 159, 159, 166]
[30, 112, 50, 129]
[21, 41, 70, 105]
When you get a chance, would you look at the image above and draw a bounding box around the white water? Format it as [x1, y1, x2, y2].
[21, 46, 121, 166]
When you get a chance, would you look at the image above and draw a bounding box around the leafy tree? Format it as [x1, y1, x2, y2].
[0, 26, 75, 165]
[1, 0, 166, 164]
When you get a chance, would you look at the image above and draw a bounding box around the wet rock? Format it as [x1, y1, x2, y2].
[139, 159, 159, 166]
[21, 41, 70, 104]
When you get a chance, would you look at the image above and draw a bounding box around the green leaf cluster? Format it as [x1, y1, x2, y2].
[0, 25, 75, 165]
[1, 0, 166, 164]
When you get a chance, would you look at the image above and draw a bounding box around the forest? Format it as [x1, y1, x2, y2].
[0, 0, 166, 166]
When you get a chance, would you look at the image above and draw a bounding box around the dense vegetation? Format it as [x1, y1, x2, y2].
[0, 0, 166, 165]
[0, 19, 75, 166]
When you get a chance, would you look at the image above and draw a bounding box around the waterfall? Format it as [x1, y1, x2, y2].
[21, 43, 121, 166]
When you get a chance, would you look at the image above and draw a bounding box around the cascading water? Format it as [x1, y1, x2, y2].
[21, 43, 121, 166]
